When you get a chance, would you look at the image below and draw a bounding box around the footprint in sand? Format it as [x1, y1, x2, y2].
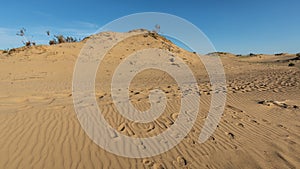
[250, 119, 260, 125]
[226, 105, 244, 113]
[226, 132, 235, 139]
[142, 159, 154, 168]
[236, 122, 244, 127]
[276, 124, 288, 130]
[153, 162, 165, 169]
[142, 159, 165, 169]
[132, 122, 155, 133]
[257, 100, 299, 109]
[186, 137, 197, 146]
[261, 119, 272, 125]
[117, 122, 135, 136]
[173, 156, 189, 168]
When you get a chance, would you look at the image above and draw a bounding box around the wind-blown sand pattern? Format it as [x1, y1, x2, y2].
[0, 31, 299, 168]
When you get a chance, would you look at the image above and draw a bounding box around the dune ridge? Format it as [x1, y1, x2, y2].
[0, 31, 299, 169]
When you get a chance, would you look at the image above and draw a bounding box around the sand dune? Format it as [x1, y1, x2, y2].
[0, 31, 299, 168]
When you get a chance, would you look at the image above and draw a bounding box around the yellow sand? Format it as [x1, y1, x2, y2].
[0, 31, 299, 169]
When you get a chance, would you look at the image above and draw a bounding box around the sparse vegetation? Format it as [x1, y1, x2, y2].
[25, 41, 31, 47]
[296, 53, 300, 57]
[5, 48, 16, 55]
[142, 25, 163, 40]
[143, 31, 159, 39]
[49, 39, 56, 45]
[16, 28, 36, 47]
[1, 48, 17, 55]
[153, 24, 160, 33]
[2, 49, 9, 54]
[48, 34, 78, 45]
[54, 35, 66, 44]
[8, 49, 16, 55]
[275, 53, 285, 56]
[65, 36, 78, 42]
[16, 28, 26, 37]
[15, 29, 80, 47]
[288, 63, 295, 67]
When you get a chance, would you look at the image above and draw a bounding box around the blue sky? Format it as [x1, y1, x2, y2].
[0, 0, 299, 54]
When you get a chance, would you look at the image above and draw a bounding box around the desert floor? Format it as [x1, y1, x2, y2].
[0, 31, 299, 169]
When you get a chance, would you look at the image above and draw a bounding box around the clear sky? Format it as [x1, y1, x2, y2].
[0, 0, 299, 54]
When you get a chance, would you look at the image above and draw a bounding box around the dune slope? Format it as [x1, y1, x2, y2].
[0, 31, 299, 169]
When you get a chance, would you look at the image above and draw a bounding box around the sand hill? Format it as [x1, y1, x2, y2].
[0, 30, 299, 169]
